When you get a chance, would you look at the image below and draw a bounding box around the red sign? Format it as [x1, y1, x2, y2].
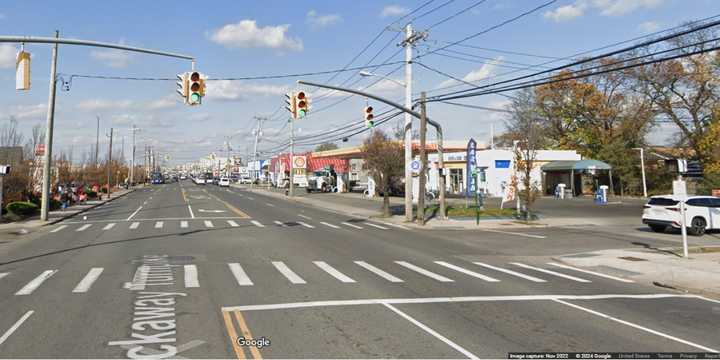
[35, 144, 45, 156]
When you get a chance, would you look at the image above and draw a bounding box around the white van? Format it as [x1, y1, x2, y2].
[642, 195, 720, 235]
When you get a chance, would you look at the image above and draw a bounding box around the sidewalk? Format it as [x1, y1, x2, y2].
[554, 247, 720, 298]
[0, 188, 136, 236]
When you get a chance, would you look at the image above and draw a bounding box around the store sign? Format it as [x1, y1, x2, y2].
[292, 156, 306, 169]
[466, 138, 477, 196]
[495, 160, 510, 168]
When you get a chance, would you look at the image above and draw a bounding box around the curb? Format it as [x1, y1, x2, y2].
[45, 188, 136, 225]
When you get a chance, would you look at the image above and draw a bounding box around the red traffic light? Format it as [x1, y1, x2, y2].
[297, 91, 306, 100]
[365, 106, 373, 113]
[298, 100, 307, 108]
[190, 72, 200, 82]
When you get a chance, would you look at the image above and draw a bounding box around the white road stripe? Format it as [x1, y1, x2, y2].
[265, 203, 275, 207]
[227, 220, 239, 227]
[15, 270, 58, 295]
[547, 262, 635, 283]
[102, 223, 116, 231]
[126, 206, 142, 221]
[72, 268, 104, 293]
[511, 262, 591, 283]
[129, 222, 140, 229]
[50, 225, 67, 233]
[188, 205, 195, 219]
[380, 221, 409, 230]
[0, 272, 7, 280]
[314, 261, 356, 283]
[365, 222, 389, 230]
[228, 263, 254, 286]
[554, 299, 718, 352]
[184, 265, 199, 288]
[273, 220, 288, 227]
[272, 261, 306, 284]
[154, 221, 164, 229]
[251, 220, 265, 228]
[341, 222, 363, 229]
[473, 262, 546, 282]
[247, 197, 255, 200]
[319, 221, 340, 229]
[482, 229, 546, 239]
[180, 221, 188, 228]
[298, 214, 312, 220]
[0, 310, 34, 346]
[204, 220, 214, 228]
[434, 261, 500, 282]
[76, 224, 92, 232]
[354, 261, 403, 282]
[395, 261, 454, 282]
[383, 303, 479, 360]
[297, 221, 315, 229]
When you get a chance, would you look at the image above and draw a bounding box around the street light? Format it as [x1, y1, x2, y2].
[358, 70, 406, 87]
[633, 147, 648, 197]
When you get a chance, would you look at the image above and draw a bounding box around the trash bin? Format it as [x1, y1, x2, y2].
[557, 183, 566, 199]
[599, 185, 608, 204]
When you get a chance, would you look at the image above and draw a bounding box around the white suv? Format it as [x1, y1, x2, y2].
[642, 195, 720, 236]
[218, 177, 231, 187]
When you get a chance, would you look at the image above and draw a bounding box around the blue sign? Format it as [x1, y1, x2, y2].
[410, 160, 421, 172]
[466, 138, 477, 196]
[495, 160, 511, 169]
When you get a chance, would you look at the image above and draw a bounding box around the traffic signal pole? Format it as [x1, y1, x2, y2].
[289, 117, 295, 197]
[297, 80, 445, 224]
[403, 24, 414, 222]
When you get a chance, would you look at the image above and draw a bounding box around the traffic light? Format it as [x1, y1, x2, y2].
[188, 71, 205, 105]
[296, 91, 309, 118]
[176, 72, 188, 102]
[285, 92, 297, 119]
[364, 106, 374, 128]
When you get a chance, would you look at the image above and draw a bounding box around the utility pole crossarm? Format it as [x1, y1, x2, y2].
[0, 36, 194, 60]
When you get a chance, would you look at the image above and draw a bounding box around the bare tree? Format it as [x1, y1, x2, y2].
[0, 117, 24, 147]
[362, 130, 404, 217]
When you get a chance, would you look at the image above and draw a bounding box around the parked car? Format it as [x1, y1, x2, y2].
[642, 195, 720, 236]
[193, 176, 206, 185]
[219, 177, 231, 187]
[239, 176, 252, 184]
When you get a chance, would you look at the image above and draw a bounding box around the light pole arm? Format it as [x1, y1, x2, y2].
[0, 36, 194, 60]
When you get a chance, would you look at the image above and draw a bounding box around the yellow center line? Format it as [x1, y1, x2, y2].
[205, 190, 250, 219]
[222, 311, 247, 359]
[234, 310, 263, 360]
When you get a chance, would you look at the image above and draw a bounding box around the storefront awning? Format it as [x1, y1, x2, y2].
[541, 159, 612, 172]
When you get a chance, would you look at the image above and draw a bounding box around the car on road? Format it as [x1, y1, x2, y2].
[193, 175, 206, 185]
[218, 177, 231, 187]
[239, 176, 252, 184]
[642, 195, 720, 235]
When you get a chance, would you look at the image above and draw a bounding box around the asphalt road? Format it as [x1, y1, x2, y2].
[0, 180, 718, 359]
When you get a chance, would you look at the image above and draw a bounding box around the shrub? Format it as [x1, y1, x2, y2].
[49, 199, 62, 211]
[86, 190, 97, 198]
[6, 201, 38, 218]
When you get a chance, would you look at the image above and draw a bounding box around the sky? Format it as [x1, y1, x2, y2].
[0, 0, 718, 165]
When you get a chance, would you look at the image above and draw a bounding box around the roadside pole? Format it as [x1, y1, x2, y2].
[0, 173, 4, 221]
[417, 92, 427, 225]
[130, 125, 139, 187]
[289, 117, 295, 197]
[403, 24, 414, 222]
[674, 176, 689, 258]
[106, 128, 113, 199]
[40, 31, 59, 221]
[640, 148, 647, 197]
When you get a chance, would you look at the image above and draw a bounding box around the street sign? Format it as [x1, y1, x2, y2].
[35, 143, 45, 157]
[410, 160, 421, 174]
[672, 179, 687, 197]
[293, 156, 306, 169]
[16, 50, 31, 91]
[0, 165, 10, 175]
[466, 138, 477, 196]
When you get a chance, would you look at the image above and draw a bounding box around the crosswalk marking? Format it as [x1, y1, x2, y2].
[154, 221, 164, 229]
[298, 214, 312, 220]
[0, 272, 8, 280]
[319, 222, 340, 229]
[72, 268, 104, 293]
[129, 222, 140, 229]
[547, 262, 634, 283]
[204, 220, 214, 228]
[272, 261, 306, 284]
[227, 220, 239, 227]
[247, 197, 255, 200]
[434, 261, 500, 282]
[342, 222, 363, 229]
[50, 225, 67, 233]
[265, 203, 275, 207]
[184, 265, 199, 288]
[16, 270, 58, 295]
[510, 262, 591, 283]
[365, 223, 389, 230]
[395, 261, 454, 282]
[76, 224, 92, 232]
[473, 262, 546, 282]
[180, 221, 188, 228]
[354, 261, 403, 282]
[297, 221, 315, 229]
[228, 263, 254, 286]
[314, 261, 356, 283]
[102, 223, 116, 231]
[273, 220, 288, 227]
[251, 220, 265, 228]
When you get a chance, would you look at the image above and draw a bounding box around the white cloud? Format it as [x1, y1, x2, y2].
[76, 99, 133, 111]
[2, 103, 47, 120]
[365, 78, 404, 93]
[544, 0, 663, 22]
[306, 10, 342, 28]
[436, 57, 503, 88]
[110, 113, 135, 125]
[209, 20, 303, 51]
[380, 5, 409, 17]
[638, 21, 660, 33]
[0, 44, 16, 69]
[206, 80, 289, 101]
[145, 95, 178, 110]
[90, 47, 133, 68]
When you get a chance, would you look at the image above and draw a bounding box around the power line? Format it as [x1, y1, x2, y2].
[426, 0, 489, 30]
[433, 41, 562, 60]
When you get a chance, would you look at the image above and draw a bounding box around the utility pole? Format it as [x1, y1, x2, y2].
[252, 116, 267, 184]
[634, 147, 647, 197]
[40, 30, 59, 221]
[417, 92, 428, 225]
[289, 118, 295, 197]
[403, 23, 414, 222]
[130, 125, 140, 186]
[106, 128, 113, 199]
[95, 116, 100, 166]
